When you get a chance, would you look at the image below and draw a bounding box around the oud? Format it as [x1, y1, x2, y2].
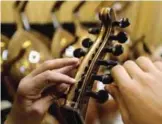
[58, 7, 130, 124]
[51, 1, 75, 58]
[7, 1, 51, 85]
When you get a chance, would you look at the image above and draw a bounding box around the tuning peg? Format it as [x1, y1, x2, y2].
[103, 44, 123, 56]
[85, 90, 109, 103]
[113, 18, 130, 28]
[97, 60, 118, 67]
[88, 27, 100, 34]
[92, 74, 113, 84]
[109, 32, 128, 43]
[73, 48, 86, 58]
[82, 38, 93, 48]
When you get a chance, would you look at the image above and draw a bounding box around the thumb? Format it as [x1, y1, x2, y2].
[105, 84, 131, 124]
[32, 96, 55, 116]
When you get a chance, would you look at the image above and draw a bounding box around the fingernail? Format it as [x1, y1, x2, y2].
[72, 58, 80, 65]
[73, 58, 79, 61]
[71, 78, 76, 84]
[104, 85, 109, 91]
[104, 85, 112, 93]
[58, 84, 69, 93]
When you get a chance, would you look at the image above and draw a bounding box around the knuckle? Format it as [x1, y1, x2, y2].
[121, 79, 138, 92]
[56, 84, 68, 93]
[49, 94, 57, 100]
[121, 83, 134, 92]
[137, 73, 158, 87]
[146, 73, 156, 82]
[19, 77, 26, 84]
[17, 78, 28, 95]
[45, 70, 52, 75]
[139, 72, 149, 79]
[44, 70, 52, 80]
[139, 72, 152, 82]
[111, 65, 124, 76]
[123, 60, 134, 66]
[43, 60, 53, 68]
[112, 65, 123, 72]
[122, 115, 130, 124]
[54, 58, 60, 61]
[17, 87, 24, 95]
[136, 56, 148, 62]
[32, 106, 44, 116]
[154, 61, 162, 65]
[17, 86, 26, 96]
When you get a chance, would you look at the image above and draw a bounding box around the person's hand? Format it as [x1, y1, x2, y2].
[5, 58, 79, 124]
[105, 57, 162, 124]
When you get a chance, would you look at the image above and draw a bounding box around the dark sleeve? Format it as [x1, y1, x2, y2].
[1, 108, 11, 124]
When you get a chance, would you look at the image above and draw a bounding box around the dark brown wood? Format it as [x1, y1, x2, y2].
[61, 8, 121, 124]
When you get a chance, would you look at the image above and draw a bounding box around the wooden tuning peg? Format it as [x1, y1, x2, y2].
[112, 18, 130, 28]
[103, 44, 124, 56]
[92, 74, 113, 84]
[88, 27, 100, 34]
[85, 90, 109, 103]
[96, 60, 118, 66]
[73, 48, 86, 58]
[109, 32, 128, 43]
[82, 38, 93, 48]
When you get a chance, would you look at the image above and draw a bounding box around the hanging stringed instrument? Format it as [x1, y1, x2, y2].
[7, 1, 52, 86]
[1, 34, 10, 70]
[56, 7, 130, 124]
[17, 1, 51, 47]
[62, 1, 97, 58]
[51, 1, 75, 58]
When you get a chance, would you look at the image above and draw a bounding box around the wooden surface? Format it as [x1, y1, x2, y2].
[1, 1, 162, 45]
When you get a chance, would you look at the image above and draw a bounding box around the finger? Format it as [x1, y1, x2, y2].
[55, 64, 78, 74]
[55, 83, 69, 93]
[136, 56, 158, 73]
[31, 58, 79, 76]
[123, 60, 145, 79]
[43, 83, 69, 95]
[111, 65, 132, 90]
[31, 71, 75, 94]
[32, 95, 54, 115]
[105, 85, 130, 123]
[42, 83, 69, 102]
[154, 61, 162, 71]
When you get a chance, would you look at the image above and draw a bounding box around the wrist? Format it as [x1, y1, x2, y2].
[5, 99, 43, 124]
[5, 109, 25, 124]
[5, 114, 17, 124]
[5, 97, 30, 124]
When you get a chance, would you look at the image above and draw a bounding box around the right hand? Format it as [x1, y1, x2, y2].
[105, 57, 162, 124]
[5, 58, 79, 124]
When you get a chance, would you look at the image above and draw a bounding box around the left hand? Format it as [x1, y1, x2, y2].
[5, 58, 79, 124]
